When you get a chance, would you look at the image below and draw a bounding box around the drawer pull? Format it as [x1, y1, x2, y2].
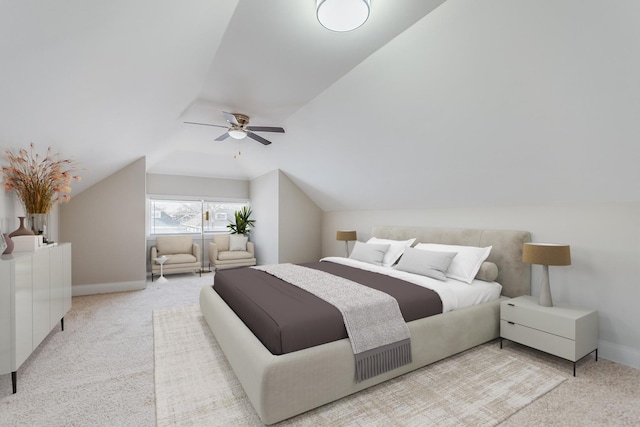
[507, 303, 515, 307]
[507, 321, 515, 325]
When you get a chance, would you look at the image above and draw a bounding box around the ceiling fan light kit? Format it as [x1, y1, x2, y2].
[316, 0, 370, 32]
[185, 111, 285, 145]
[228, 128, 247, 139]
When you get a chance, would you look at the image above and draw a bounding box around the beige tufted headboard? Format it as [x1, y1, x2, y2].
[371, 226, 531, 298]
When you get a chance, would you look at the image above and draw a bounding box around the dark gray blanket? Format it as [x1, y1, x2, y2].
[213, 261, 443, 355]
[254, 263, 411, 382]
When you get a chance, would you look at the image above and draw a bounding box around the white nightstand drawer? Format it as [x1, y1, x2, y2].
[500, 296, 598, 375]
[500, 320, 578, 361]
[501, 301, 577, 340]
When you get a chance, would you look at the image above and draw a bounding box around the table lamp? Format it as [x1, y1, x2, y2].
[336, 230, 357, 257]
[522, 243, 571, 307]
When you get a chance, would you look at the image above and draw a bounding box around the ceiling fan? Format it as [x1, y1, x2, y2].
[184, 112, 285, 145]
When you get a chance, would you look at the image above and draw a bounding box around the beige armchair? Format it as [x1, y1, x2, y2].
[150, 236, 201, 281]
[209, 234, 256, 270]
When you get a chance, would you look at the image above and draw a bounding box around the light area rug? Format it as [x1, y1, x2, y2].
[153, 305, 568, 426]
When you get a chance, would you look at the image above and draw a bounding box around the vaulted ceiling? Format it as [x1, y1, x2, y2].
[2, 0, 639, 211]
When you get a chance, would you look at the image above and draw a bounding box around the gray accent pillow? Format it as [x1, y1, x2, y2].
[349, 241, 391, 266]
[366, 237, 416, 267]
[415, 243, 492, 284]
[394, 247, 457, 281]
[475, 262, 499, 282]
[229, 234, 248, 251]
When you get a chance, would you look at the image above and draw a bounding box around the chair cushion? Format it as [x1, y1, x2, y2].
[156, 236, 193, 256]
[218, 250, 254, 261]
[214, 258, 256, 269]
[164, 253, 197, 264]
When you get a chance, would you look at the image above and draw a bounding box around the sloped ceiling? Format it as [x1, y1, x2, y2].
[2, 0, 640, 212]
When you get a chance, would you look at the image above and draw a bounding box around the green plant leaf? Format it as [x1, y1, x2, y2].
[227, 206, 255, 235]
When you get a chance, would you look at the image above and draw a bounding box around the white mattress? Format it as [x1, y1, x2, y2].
[320, 257, 503, 313]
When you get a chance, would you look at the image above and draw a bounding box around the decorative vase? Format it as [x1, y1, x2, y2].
[9, 216, 34, 238]
[28, 213, 49, 243]
[2, 233, 14, 254]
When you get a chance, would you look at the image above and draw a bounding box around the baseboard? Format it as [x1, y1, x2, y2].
[72, 280, 146, 296]
[599, 340, 640, 369]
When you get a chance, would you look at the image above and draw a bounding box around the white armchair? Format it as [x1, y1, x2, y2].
[150, 236, 201, 281]
[209, 234, 256, 270]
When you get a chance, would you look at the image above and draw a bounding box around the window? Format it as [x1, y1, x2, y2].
[149, 199, 249, 235]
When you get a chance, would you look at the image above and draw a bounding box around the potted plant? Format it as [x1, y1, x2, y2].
[227, 206, 255, 236]
[2, 144, 82, 240]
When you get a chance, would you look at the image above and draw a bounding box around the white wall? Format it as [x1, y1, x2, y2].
[278, 171, 322, 264]
[0, 192, 17, 242]
[323, 202, 640, 369]
[283, 0, 640, 213]
[250, 170, 279, 265]
[250, 170, 323, 265]
[146, 173, 249, 200]
[0, 199, 7, 238]
[61, 158, 147, 295]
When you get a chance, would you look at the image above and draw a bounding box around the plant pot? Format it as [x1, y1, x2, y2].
[28, 213, 49, 243]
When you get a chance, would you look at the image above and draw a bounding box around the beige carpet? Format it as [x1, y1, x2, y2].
[154, 304, 568, 426]
[0, 273, 209, 427]
[2, 273, 636, 426]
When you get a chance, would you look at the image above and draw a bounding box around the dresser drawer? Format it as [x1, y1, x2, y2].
[500, 320, 578, 361]
[502, 300, 577, 340]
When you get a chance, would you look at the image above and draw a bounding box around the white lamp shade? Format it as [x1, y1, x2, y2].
[317, 0, 370, 32]
[228, 129, 247, 139]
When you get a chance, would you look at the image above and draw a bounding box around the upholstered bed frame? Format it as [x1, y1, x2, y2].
[199, 226, 531, 424]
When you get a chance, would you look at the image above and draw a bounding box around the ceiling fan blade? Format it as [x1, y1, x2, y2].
[215, 132, 230, 141]
[222, 111, 239, 126]
[247, 131, 272, 145]
[246, 126, 285, 133]
[184, 121, 228, 129]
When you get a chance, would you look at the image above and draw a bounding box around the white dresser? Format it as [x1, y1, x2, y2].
[0, 243, 72, 393]
[500, 295, 598, 376]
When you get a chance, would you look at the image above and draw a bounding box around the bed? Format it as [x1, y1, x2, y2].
[199, 226, 531, 424]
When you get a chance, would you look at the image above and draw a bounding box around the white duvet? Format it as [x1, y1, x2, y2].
[320, 257, 502, 313]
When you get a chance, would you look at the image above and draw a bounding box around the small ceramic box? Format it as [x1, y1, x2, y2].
[12, 235, 44, 251]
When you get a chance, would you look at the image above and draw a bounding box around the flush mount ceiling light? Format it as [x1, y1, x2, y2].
[316, 0, 371, 32]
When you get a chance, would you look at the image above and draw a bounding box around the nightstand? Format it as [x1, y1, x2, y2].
[500, 295, 598, 376]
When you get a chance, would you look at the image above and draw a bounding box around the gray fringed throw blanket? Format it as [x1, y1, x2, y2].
[254, 264, 411, 382]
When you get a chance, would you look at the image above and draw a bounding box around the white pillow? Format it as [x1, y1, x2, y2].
[349, 241, 390, 266]
[394, 247, 457, 281]
[367, 237, 416, 267]
[229, 234, 248, 251]
[415, 243, 492, 284]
